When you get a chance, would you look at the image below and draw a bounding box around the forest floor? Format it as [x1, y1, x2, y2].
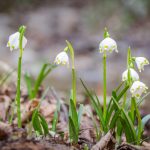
[0, 84, 150, 150]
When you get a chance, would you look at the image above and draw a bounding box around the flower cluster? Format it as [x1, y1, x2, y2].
[98, 31, 149, 99]
[122, 56, 149, 98]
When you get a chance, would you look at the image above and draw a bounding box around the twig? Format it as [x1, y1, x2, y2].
[91, 130, 116, 150]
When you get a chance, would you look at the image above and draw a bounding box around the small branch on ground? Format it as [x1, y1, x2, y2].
[91, 130, 116, 150]
[117, 143, 150, 150]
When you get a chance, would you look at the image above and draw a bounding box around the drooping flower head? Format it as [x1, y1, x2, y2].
[54, 51, 69, 66]
[99, 37, 118, 53]
[7, 32, 27, 51]
[135, 57, 149, 72]
[130, 81, 148, 98]
[122, 68, 139, 82]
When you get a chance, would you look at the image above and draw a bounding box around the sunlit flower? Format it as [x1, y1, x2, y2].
[99, 37, 118, 53]
[135, 57, 149, 72]
[122, 68, 139, 82]
[7, 32, 27, 51]
[54, 51, 69, 66]
[130, 81, 148, 98]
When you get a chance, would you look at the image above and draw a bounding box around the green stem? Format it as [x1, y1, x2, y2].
[103, 52, 107, 119]
[122, 83, 127, 108]
[66, 41, 76, 107]
[130, 98, 135, 123]
[15, 26, 26, 128]
[16, 56, 22, 127]
[72, 68, 76, 106]
[122, 92, 127, 108]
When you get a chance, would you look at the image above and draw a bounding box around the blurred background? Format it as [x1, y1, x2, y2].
[0, 0, 150, 112]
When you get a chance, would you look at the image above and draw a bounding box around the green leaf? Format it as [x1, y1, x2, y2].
[81, 79, 106, 132]
[52, 111, 58, 132]
[119, 117, 133, 143]
[52, 100, 61, 132]
[109, 109, 121, 129]
[70, 99, 79, 133]
[112, 96, 136, 143]
[142, 114, 150, 129]
[39, 114, 49, 135]
[32, 63, 56, 98]
[105, 85, 129, 126]
[32, 110, 43, 135]
[106, 82, 124, 123]
[69, 117, 78, 143]
[116, 119, 123, 143]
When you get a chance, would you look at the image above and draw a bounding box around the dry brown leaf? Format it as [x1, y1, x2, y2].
[0, 95, 11, 121]
[40, 101, 56, 117]
[0, 122, 12, 140]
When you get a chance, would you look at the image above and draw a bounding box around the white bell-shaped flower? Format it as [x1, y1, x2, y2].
[135, 57, 149, 72]
[130, 81, 148, 98]
[54, 51, 69, 66]
[99, 37, 118, 53]
[7, 32, 27, 51]
[122, 68, 139, 82]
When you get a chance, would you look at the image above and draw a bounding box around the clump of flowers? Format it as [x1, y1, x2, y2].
[5, 25, 150, 148]
[82, 29, 150, 145]
[54, 41, 82, 143]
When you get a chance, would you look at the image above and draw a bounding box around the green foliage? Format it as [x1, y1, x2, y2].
[32, 109, 49, 136]
[112, 96, 137, 143]
[69, 98, 79, 143]
[24, 63, 56, 99]
[51, 100, 61, 132]
[32, 87, 49, 136]
[81, 79, 130, 135]
[81, 79, 106, 132]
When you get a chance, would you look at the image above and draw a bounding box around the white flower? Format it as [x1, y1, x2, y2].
[99, 37, 118, 53]
[130, 81, 148, 98]
[122, 68, 139, 82]
[7, 32, 27, 51]
[135, 57, 149, 72]
[54, 51, 69, 66]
